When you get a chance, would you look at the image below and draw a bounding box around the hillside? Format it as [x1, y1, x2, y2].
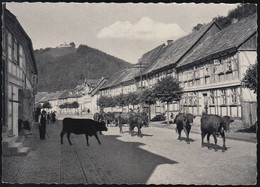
[34, 44, 132, 92]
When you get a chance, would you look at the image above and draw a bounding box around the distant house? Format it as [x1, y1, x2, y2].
[35, 78, 105, 115]
[57, 42, 73, 48]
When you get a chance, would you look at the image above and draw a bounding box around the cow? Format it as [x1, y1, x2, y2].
[140, 112, 149, 127]
[60, 118, 108, 146]
[128, 114, 146, 137]
[113, 112, 146, 136]
[93, 112, 104, 122]
[103, 112, 115, 127]
[201, 114, 234, 150]
[113, 112, 131, 133]
[174, 113, 196, 143]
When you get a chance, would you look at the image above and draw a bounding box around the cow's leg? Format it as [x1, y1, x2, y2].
[129, 126, 132, 136]
[212, 132, 218, 150]
[207, 133, 211, 143]
[183, 126, 190, 143]
[119, 122, 123, 133]
[201, 132, 206, 147]
[222, 132, 227, 150]
[177, 126, 182, 140]
[85, 134, 90, 146]
[99, 131, 103, 135]
[60, 130, 65, 144]
[130, 126, 134, 136]
[67, 132, 72, 145]
[138, 126, 142, 137]
[94, 132, 101, 145]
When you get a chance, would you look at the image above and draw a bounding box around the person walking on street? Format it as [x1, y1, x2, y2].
[51, 111, 56, 124]
[38, 110, 47, 140]
[170, 113, 174, 124]
[47, 112, 51, 124]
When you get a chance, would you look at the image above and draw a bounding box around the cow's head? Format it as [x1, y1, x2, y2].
[186, 113, 196, 125]
[99, 121, 108, 131]
[221, 116, 234, 132]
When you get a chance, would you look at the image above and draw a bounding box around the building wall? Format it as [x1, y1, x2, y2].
[3, 21, 37, 137]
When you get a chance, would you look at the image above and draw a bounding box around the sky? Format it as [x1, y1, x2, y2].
[6, 2, 239, 64]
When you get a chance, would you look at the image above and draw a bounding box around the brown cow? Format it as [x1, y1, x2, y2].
[201, 114, 234, 150]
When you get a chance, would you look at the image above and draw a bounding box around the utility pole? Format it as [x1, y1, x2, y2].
[139, 59, 143, 112]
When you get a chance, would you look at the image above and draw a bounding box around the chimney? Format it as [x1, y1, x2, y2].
[167, 40, 173, 46]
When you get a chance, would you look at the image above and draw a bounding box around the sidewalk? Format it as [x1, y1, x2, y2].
[149, 120, 257, 143]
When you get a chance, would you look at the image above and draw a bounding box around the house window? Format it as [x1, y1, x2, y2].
[210, 90, 215, 105]
[226, 60, 232, 72]
[230, 88, 237, 104]
[2, 29, 6, 51]
[220, 89, 227, 105]
[13, 38, 18, 64]
[19, 44, 24, 70]
[8, 32, 13, 61]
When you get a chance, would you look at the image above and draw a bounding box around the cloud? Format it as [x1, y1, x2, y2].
[97, 16, 187, 41]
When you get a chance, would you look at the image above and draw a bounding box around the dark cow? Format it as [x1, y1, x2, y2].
[113, 112, 146, 136]
[113, 112, 131, 133]
[103, 112, 115, 127]
[140, 112, 149, 127]
[128, 114, 146, 137]
[60, 118, 108, 146]
[201, 114, 234, 150]
[174, 113, 196, 143]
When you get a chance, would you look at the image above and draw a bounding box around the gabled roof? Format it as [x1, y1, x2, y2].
[38, 92, 57, 103]
[140, 21, 219, 75]
[84, 78, 100, 87]
[35, 92, 48, 103]
[58, 90, 71, 99]
[100, 67, 141, 90]
[89, 77, 107, 96]
[138, 44, 166, 65]
[48, 91, 66, 101]
[100, 69, 127, 89]
[177, 14, 257, 68]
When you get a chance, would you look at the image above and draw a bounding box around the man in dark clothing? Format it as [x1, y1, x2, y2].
[51, 112, 56, 124]
[38, 110, 47, 140]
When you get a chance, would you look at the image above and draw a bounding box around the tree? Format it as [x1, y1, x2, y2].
[153, 76, 183, 125]
[71, 101, 79, 108]
[114, 94, 127, 112]
[192, 23, 205, 32]
[42, 101, 52, 109]
[97, 96, 111, 109]
[193, 4, 257, 31]
[70, 42, 76, 48]
[242, 63, 257, 93]
[125, 92, 139, 110]
[138, 89, 157, 123]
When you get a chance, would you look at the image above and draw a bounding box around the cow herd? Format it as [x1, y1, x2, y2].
[60, 111, 234, 151]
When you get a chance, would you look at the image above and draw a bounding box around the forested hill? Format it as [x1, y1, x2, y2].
[192, 4, 257, 31]
[34, 44, 132, 92]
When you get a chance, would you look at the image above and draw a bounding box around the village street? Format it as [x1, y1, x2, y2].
[2, 114, 257, 185]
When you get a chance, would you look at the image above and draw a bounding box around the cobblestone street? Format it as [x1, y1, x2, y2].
[2, 117, 257, 185]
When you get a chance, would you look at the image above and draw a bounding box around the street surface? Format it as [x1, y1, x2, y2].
[2, 115, 257, 185]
